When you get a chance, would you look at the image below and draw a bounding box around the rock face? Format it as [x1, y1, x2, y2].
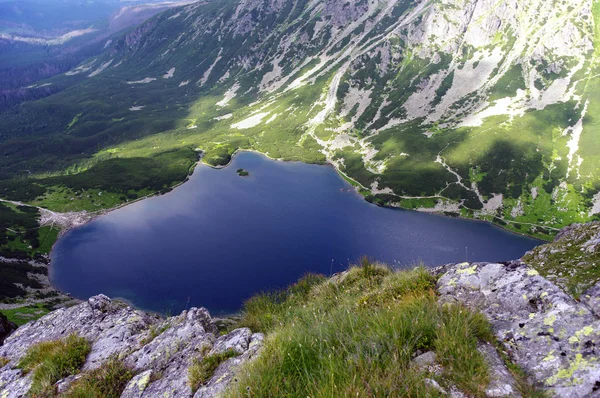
[437, 261, 600, 397]
[0, 313, 16, 346]
[0, 295, 263, 397]
[523, 221, 600, 297]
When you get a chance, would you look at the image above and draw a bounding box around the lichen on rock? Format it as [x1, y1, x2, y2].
[0, 296, 263, 398]
[437, 260, 600, 397]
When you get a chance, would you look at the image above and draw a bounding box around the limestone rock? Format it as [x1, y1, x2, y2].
[412, 351, 437, 371]
[438, 261, 600, 397]
[0, 296, 262, 398]
[582, 282, 600, 318]
[477, 343, 520, 398]
[121, 370, 153, 398]
[194, 332, 264, 398]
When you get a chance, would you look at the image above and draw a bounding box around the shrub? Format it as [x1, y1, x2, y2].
[188, 350, 238, 393]
[64, 357, 136, 398]
[18, 334, 90, 396]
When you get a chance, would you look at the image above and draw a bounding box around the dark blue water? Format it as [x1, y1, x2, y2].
[51, 152, 542, 314]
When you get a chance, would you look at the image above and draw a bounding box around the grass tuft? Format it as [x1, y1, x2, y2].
[64, 357, 136, 398]
[188, 349, 239, 393]
[228, 264, 494, 397]
[18, 334, 90, 396]
[140, 323, 171, 346]
[238, 273, 326, 333]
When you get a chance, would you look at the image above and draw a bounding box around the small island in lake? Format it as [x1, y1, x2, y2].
[237, 168, 250, 177]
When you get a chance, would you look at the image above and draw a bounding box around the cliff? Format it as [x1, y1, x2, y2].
[2, 224, 600, 397]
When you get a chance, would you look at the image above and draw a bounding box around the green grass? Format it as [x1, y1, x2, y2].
[36, 226, 60, 254]
[188, 349, 239, 393]
[140, 323, 171, 346]
[0, 304, 51, 326]
[64, 357, 136, 398]
[227, 259, 495, 397]
[67, 113, 83, 130]
[18, 334, 91, 397]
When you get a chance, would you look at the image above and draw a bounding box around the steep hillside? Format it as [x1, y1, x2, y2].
[0, 0, 192, 108]
[0, 0, 599, 239]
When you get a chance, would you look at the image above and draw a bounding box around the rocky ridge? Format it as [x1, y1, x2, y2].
[0, 295, 263, 398]
[437, 260, 600, 397]
[524, 221, 600, 298]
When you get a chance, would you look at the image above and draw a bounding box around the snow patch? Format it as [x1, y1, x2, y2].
[589, 192, 600, 216]
[565, 100, 589, 179]
[460, 89, 528, 127]
[66, 60, 96, 76]
[88, 59, 114, 77]
[127, 77, 157, 84]
[217, 83, 239, 107]
[213, 113, 233, 121]
[265, 113, 279, 124]
[200, 48, 223, 86]
[163, 67, 176, 79]
[26, 83, 52, 89]
[129, 106, 145, 111]
[231, 112, 269, 129]
[179, 80, 190, 87]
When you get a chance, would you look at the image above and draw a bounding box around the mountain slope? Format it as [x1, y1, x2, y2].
[0, 0, 599, 239]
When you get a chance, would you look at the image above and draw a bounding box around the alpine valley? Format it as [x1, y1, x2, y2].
[3, 1, 600, 396]
[2, 0, 600, 247]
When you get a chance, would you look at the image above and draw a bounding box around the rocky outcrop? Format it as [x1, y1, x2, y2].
[0, 313, 16, 346]
[0, 295, 263, 397]
[437, 261, 600, 397]
[523, 221, 600, 297]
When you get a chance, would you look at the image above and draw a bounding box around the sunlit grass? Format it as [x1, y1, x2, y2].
[228, 259, 494, 397]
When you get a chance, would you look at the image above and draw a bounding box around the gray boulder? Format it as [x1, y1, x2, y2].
[438, 261, 600, 397]
[0, 295, 262, 398]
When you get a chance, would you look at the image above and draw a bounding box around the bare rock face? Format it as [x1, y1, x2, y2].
[0, 296, 263, 398]
[0, 313, 16, 346]
[438, 261, 600, 397]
